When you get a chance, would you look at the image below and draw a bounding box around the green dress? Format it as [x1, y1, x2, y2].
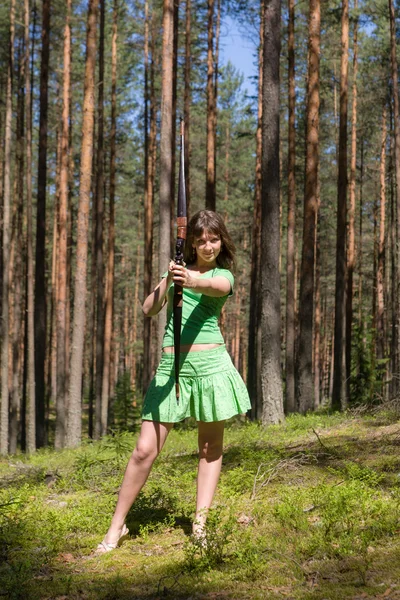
[142, 268, 251, 423]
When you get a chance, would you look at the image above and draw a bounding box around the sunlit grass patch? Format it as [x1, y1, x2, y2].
[1, 411, 400, 599]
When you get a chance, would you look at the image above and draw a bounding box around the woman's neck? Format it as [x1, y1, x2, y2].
[191, 260, 216, 272]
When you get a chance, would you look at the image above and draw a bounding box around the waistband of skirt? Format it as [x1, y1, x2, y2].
[162, 343, 226, 357]
[157, 344, 232, 376]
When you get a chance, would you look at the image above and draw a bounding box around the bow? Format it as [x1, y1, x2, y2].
[173, 120, 187, 403]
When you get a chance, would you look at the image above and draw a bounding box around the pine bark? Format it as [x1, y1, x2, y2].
[295, 0, 320, 413]
[101, 0, 118, 436]
[358, 138, 364, 330]
[34, 0, 51, 447]
[131, 242, 141, 398]
[260, 0, 284, 425]
[206, 0, 216, 210]
[10, 46, 24, 454]
[170, 0, 179, 256]
[50, 166, 59, 443]
[67, 0, 98, 448]
[332, 0, 349, 411]
[377, 107, 387, 361]
[346, 0, 358, 390]
[248, 3, 263, 419]
[389, 0, 400, 396]
[1, 0, 15, 455]
[184, 0, 191, 213]
[314, 217, 321, 408]
[94, 0, 105, 439]
[158, 0, 174, 352]
[143, 0, 153, 392]
[55, 0, 71, 448]
[390, 103, 397, 395]
[25, 0, 36, 453]
[285, 0, 296, 413]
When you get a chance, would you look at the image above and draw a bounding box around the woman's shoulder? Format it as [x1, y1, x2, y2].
[213, 267, 234, 279]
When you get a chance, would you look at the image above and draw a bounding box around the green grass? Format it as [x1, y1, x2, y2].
[1, 408, 400, 599]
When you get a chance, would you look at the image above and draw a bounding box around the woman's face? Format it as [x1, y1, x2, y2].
[192, 229, 222, 266]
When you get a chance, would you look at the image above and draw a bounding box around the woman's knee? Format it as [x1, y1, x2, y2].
[131, 439, 158, 465]
[198, 437, 223, 461]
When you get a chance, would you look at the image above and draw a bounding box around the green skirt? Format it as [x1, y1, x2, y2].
[142, 345, 251, 423]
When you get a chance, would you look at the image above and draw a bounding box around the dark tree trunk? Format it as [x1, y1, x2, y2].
[389, 0, 400, 396]
[184, 0, 191, 214]
[1, 0, 15, 455]
[94, 0, 105, 439]
[260, 0, 284, 425]
[142, 0, 153, 393]
[56, 0, 71, 449]
[295, 0, 320, 413]
[101, 0, 118, 436]
[248, 2, 263, 420]
[377, 107, 387, 361]
[10, 46, 24, 454]
[285, 0, 296, 414]
[170, 0, 179, 257]
[332, 0, 349, 411]
[34, 0, 51, 448]
[346, 0, 358, 393]
[206, 0, 216, 210]
[25, 0, 36, 453]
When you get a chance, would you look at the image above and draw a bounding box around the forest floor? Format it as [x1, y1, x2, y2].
[1, 407, 400, 600]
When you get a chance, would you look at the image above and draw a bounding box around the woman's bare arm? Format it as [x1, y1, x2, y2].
[142, 272, 173, 316]
[171, 265, 231, 297]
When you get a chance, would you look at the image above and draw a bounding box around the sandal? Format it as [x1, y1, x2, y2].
[95, 524, 129, 554]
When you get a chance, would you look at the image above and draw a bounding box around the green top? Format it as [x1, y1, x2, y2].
[162, 267, 234, 348]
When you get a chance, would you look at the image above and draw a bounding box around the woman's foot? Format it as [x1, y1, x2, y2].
[95, 524, 129, 554]
[192, 520, 207, 548]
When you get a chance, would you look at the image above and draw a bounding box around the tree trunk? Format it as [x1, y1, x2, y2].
[223, 120, 230, 214]
[389, 0, 400, 396]
[390, 102, 397, 395]
[34, 0, 51, 448]
[214, 0, 221, 192]
[51, 160, 59, 444]
[248, 2, 263, 420]
[332, 0, 349, 411]
[170, 0, 179, 257]
[131, 242, 141, 399]
[94, 0, 105, 439]
[206, 0, 216, 210]
[314, 216, 321, 409]
[285, 0, 296, 414]
[25, 0, 36, 453]
[295, 0, 320, 413]
[101, 0, 118, 436]
[377, 106, 387, 361]
[10, 46, 24, 454]
[143, 0, 153, 393]
[1, 0, 15, 456]
[260, 0, 284, 425]
[184, 0, 191, 214]
[158, 0, 174, 352]
[358, 138, 364, 330]
[346, 0, 358, 392]
[372, 186, 378, 367]
[56, 0, 71, 449]
[67, 0, 98, 448]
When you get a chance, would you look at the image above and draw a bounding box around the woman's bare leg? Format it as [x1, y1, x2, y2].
[104, 420, 173, 544]
[193, 420, 225, 536]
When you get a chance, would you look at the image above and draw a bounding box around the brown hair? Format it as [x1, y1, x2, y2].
[183, 210, 236, 270]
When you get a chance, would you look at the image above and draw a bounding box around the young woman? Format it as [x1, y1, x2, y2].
[96, 210, 251, 553]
